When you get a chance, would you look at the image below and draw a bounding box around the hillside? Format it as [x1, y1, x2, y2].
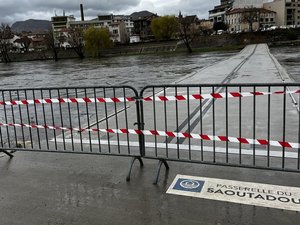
[11, 19, 51, 33]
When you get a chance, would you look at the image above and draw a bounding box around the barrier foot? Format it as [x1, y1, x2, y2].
[126, 156, 144, 182]
[153, 159, 169, 185]
[1, 150, 14, 158]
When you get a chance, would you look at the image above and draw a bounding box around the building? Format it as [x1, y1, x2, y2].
[209, 0, 299, 30]
[208, 0, 273, 23]
[112, 15, 134, 36]
[96, 15, 128, 43]
[226, 7, 276, 32]
[30, 32, 48, 51]
[51, 4, 131, 44]
[51, 15, 75, 35]
[259, 8, 277, 28]
[51, 14, 128, 44]
[108, 21, 127, 43]
[233, 0, 270, 8]
[68, 15, 128, 44]
[209, 0, 234, 23]
[132, 13, 158, 41]
[264, 0, 300, 27]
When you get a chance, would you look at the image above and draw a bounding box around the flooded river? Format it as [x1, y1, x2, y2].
[0, 51, 236, 90]
[0, 46, 298, 89]
[270, 45, 300, 82]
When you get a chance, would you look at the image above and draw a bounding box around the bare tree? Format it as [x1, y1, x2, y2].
[241, 7, 260, 32]
[0, 23, 12, 63]
[44, 27, 60, 61]
[67, 27, 84, 59]
[213, 22, 228, 32]
[178, 12, 199, 53]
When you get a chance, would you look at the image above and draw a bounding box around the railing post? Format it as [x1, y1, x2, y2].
[126, 94, 145, 182]
[135, 96, 145, 157]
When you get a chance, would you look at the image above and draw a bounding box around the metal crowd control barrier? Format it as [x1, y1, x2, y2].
[140, 84, 300, 184]
[0, 86, 144, 181]
[1, 84, 300, 184]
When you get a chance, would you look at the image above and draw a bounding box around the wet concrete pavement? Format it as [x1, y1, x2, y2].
[1, 44, 300, 225]
[0, 151, 299, 225]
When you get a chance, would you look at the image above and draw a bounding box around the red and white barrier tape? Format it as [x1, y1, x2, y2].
[1, 90, 299, 105]
[143, 90, 300, 102]
[1, 122, 298, 149]
[0, 97, 135, 105]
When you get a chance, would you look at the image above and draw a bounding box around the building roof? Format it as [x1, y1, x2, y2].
[226, 7, 276, 15]
[184, 15, 198, 23]
[130, 10, 156, 21]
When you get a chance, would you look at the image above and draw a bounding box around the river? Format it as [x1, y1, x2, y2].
[0, 46, 299, 90]
[0, 51, 236, 90]
[270, 45, 300, 82]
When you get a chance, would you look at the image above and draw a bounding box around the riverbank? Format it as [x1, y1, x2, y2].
[1, 28, 299, 63]
[3, 42, 243, 63]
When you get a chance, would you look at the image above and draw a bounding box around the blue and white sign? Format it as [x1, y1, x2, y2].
[167, 175, 300, 212]
[173, 179, 205, 193]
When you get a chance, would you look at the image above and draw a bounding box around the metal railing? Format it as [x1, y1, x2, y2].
[1, 83, 300, 183]
[0, 86, 143, 161]
[140, 83, 300, 183]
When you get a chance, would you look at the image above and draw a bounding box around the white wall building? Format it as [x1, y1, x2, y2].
[68, 15, 128, 44]
[209, 0, 234, 23]
[112, 15, 134, 36]
[233, 0, 270, 8]
[264, 0, 300, 27]
[226, 8, 276, 32]
[51, 15, 75, 34]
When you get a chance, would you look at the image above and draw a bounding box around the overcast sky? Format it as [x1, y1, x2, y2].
[0, 0, 220, 24]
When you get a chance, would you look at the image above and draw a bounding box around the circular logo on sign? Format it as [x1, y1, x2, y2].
[180, 180, 200, 189]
